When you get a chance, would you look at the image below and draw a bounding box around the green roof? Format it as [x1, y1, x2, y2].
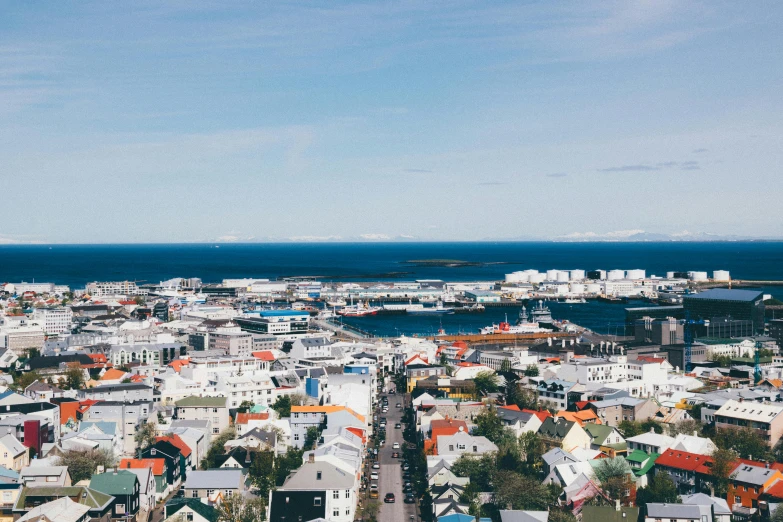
[15, 486, 113, 511]
[604, 442, 628, 451]
[584, 423, 615, 445]
[89, 471, 138, 495]
[166, 498, 220, 522]
[176, 396, 227, 407]
[626, 449, 659, 476]
[582, 506, 639, 522]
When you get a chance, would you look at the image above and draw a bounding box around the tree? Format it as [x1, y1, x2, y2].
[505, 384, 538, 411]
[304, 426, 320, 450]
[713, 427, 770, 461]
[248, 450, 275, 497]
[523, 365, 539, 377]
[547, 508, 577, 522]
[593, 457, 632, 502]
[358, 500, 381, 522]
[668, 418, 702, 437]
[473, 371, 499, 397]
[13, 371, 42, 391]
[772, 504, 783, 522]
[57, 448, 115, 483]
[237, 400, 254, 414]
[636, 471, 679, 509]
[133, 296, 146, 306]
[473, 407, 508, 444]
[439, 351, 448, 367]
[709, 447, 739, 497]
[271, 395, 292, 418]
[201, 427, 237, 469]
[64, 363, 85, 390]
[499, 359, 513, 373]
[451, 453, 495, 491]
[492, 470, 551, 510]
[216, 493, 267, 522]
[134, 421, 157, 450]
[274, 447, 305, 486]
[517, 431, 545, 473]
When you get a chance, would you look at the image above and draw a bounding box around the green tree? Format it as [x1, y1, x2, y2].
[359, 500, 381, 522]
[492, 470, 551, 510]
[473, 371, 500, 397]
[473, 407, 509, 444]
[13, 371, 42, 391]
[518, 431, 545, 473]
[216, 493, 267, 522]
[451, 453, 495, 491]
[708, 447, 739, 497]
[201, 427, 237, 469]
[304, 426, 320, 450]
[499, 359, 513, 373]
[64, 364, 85, 390]
[668, 418, 702, 437]
[57, 448, 115, 483]
[547, 508, 577, 522]
[237, 400, 254, 414]
[772, 504, 783, 522]
[274, 447, 305, 486]
[636, 471, 679, 510]
[134, 421, 157, 450]
[271, 395, 292, 418]
[505, 384, 538, 411]
[713, 427, 770, 460]
[248, 450, 276, 498]
[593, 457, 632, 502]
[523, 365, 539, 377]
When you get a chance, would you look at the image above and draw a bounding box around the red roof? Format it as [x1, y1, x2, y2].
[252, 351, 276, 362]
[346, 426, 367, 443]
[452, 341, 468, 349]
[574, 401, 592, 410]
[499, 405, 521, 411]
[637, 356, 667, 364]
[155, 434, 192, 457]
[404, 354, 427, 366]
[765, 480, 783, 499]
[521, 408, 552, 422]
[119, 300, 137, 305]
[88, 354, 108, 363]
[168, 360, 189, 373]
[655, 449, 713, 474]
[235, 413, 270, 424]
[120, 458, 166, 475]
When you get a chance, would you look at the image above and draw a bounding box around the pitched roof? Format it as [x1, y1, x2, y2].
[165, 498, 220, 522]
[155, 434, 192, 457]
[0, 434, 26, 456]
[252, 351, 276, 361]
[655, 449, 712, 474]
[119, 458, 166, 476]
[100, 369, 127, 381]
[184, 470, 244, 490]
[89, 470, 138, 495]
[175, 396, 227, 408]
[16, 497, 91, 522]
[15, 486, 113, 511]
[235, 412, 269, 425]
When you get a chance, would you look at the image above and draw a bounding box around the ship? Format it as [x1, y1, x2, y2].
[336, 299, 380, 317]
[479, 320, 550, 335]
[407, 300, 454, 315]
[563, 297, 587, 304]
[327, 298, 347, 307]
[529, 300, 554, 325]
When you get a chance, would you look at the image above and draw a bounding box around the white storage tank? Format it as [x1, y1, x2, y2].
[505, 272, 529, 283]
[556, 271, 570, 283]
[546, 269, 561, 281]
[607, 269, 625, 280]
[626, 269, 646, 280]
[570, 269, 585, 281]
[570, 283, 586, 294]
[586, 283, 602, 294]
[666, 271, 676, 279]
[689, 271, 708, 281]
[529, 273, 546, 283]
[713, 270, 731, 282]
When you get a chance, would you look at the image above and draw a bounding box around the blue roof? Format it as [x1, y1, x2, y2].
[79, 421, 117, 436]
[685, 289, 763, 302]
[257, 310, 309, 317]
[439, 515, 491, 522]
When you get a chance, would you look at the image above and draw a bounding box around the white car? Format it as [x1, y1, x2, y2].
[372, 463, 380, 469]
[371, 472, 379, 480]
[392, 442, 400, 449]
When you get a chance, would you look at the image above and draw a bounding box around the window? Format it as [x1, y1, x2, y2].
[115, 504, 126, 515]
[213, 427, 220, 434]
[333, 509, 339, 517]
[333, 491, 339, 499]
[187, 514, 193, 522]
[294, 434, 300, 441]
[191, 491, 198, 498]
[207, 489, 214, 497]
[449, 445, 454, 451]
[317, 471, 322, 480]
[345, 490, 350, 498]
[345, 508, 350, 515]
[735, 496, 741, 504]
[225, 490, 233, 497]
[314, 498, 322, 506]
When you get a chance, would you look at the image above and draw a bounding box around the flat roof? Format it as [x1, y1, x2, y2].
[685, 289, 763, 302]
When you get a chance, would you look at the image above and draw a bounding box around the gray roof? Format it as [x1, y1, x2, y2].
[542, 448, 576, 467]
[496, 408, 535, 424]
[16, 497, 90, 522]
[281, 461, 355, 490]
[681, 493, 731, 515]
[499, 511, 549, 522]
[646, 503, 711, 519]
[184, 470, 244, 490]
[591, 397, 646, 408]
[82, 383, 152, 393]
[732, 464, 779, 486]
[684, 289, 763, 302]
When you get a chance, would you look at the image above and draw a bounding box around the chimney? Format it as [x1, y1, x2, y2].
[308, 453, 315, 464]
[615, 500, 621, 512]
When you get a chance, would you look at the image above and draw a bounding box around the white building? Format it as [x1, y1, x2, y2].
[85, 281, 145, 297]
[32, 308, 73, 335]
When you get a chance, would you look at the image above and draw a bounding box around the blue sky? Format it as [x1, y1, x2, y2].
[1, 1, 782, 243]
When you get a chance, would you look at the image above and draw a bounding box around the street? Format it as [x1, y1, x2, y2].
[377, 397, 417, 522]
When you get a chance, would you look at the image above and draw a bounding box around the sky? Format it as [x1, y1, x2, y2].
[1, 1, 782, 244]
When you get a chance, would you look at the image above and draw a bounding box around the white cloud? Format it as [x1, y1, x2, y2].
[359, 233, 391, 240]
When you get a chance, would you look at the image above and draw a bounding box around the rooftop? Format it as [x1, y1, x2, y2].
[684, 288, 764, 302]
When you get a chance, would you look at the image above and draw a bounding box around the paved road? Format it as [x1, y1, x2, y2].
[377, 398, 416, 522]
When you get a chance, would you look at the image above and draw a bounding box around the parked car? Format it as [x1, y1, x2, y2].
[371, 472, 379, 480]
[404, 494, 416, 504]
[372, 463, 380, 469]
[396, 403, 402, 408]
[392, 452, 400, 458]
[370, 490, 379, 499]
[384, 493, 396, 503]
[395, 423, 401, 429]
[403, 464, 410, 471]
[392, 442, 400, 449]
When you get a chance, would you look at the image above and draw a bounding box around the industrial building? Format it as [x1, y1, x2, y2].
[683, 289, 765, 334]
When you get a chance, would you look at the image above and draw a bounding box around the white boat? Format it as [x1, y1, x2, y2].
[327, 298, 347, 307]
[336, 297, 380, 317]
[563, 298, 587, 304]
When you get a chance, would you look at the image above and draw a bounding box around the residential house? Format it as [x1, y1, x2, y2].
[405, 364, 447, 393]
[496, 408, 543, 437]
[183, 470, 246, 506]
[583, 424, 626, 456]
[290, 406, 364, 449]
[85, 401, 152, 455]
[163, 498, 219, 522]
[645, 503, 711, 522]
[119, 459, 169, 500]
[680, 493, 732, 522]
[586, 397, 659, 427]
[0, 435, 28, 472]
[626, 449, 659, 488]
[541, 448, 577, 478]
[626, 431, 675, 455]
[124, 466, 155, 513]
[436, 432, 498, 459]
[155, 435, 193, 474]
[19, 466, 71, 488]
[714, 400, 783, 447]
[89, 470, 140, 520]
[537, 417, 590, 452]
[141, 441, 183, 489]
[653, 449, 713, 495]
[23, 382, 65, 402]
[536, 380, 579, 411]
[167, 427, 209, 468]
[175, 397, 229, 439]
[15, 497, 90, 522]
[13, 486, 113, 522]
[727, 463, 783, 512]
[427, 460, 469, 488]
[270, 459, 357, 522]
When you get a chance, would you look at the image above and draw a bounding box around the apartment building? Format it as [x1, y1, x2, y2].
[714, 400, 783, 447]
[175, 396, 230, 438]
[208, 331, 252, 357]
[215, 371, 296, 409]
[32, 308, 73, 335]
[290, 406, 365, 448]
[270, 459, 358, 522]
[180, 356, 271, 385]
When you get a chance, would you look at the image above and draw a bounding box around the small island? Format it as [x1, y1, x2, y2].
[403, 259, 483, 268]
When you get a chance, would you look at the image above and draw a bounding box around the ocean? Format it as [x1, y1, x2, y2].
[1, 242, 781, 337]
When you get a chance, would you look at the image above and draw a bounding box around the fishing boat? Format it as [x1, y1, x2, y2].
[563, 297, 587, 304]
[407, 300, 454, 315]
[336, 298, 380, 317]
[327, 298, 347, 307]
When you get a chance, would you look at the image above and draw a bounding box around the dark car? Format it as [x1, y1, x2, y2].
[394, 423, 402, 429]
[404, 494, 416, 504]
[402, 472, 411, 479]
[384, 493, 396, 503]
[391, 452, 400, 458]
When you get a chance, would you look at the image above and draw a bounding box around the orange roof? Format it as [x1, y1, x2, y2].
[452, 341, 468, 349]
[556, 410, 601, 426]
[88, 354, 108, 363]
[424, 439, 437, 455]
[655, 450, 713, 474]
[130, 374, 144, 382]
[168, 360, 189, 373]
[760, 379, 783, 389]
[155, 434, 192, 457]
[637, 356, 667, 364]
[430, 419, 468, 440]
[499, 405, 521, 411]
[60, 402, 80, 425]
[522, 408, 552, 423]
[236, 413, 270, 424]
[404, 354, 427, 366]
[765, 480, 783, 499]
[290, 405, 365, 423]
[543, 357, 560, 363]
[346, 426, 367, 443]
[101, 369, 127, 381]
[78, 399, 99, 415]
[120, 458, 166, 475]
[252, 351, 276, 362]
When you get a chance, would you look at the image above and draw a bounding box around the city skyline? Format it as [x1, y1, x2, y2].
[1, 1, 782, 243]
